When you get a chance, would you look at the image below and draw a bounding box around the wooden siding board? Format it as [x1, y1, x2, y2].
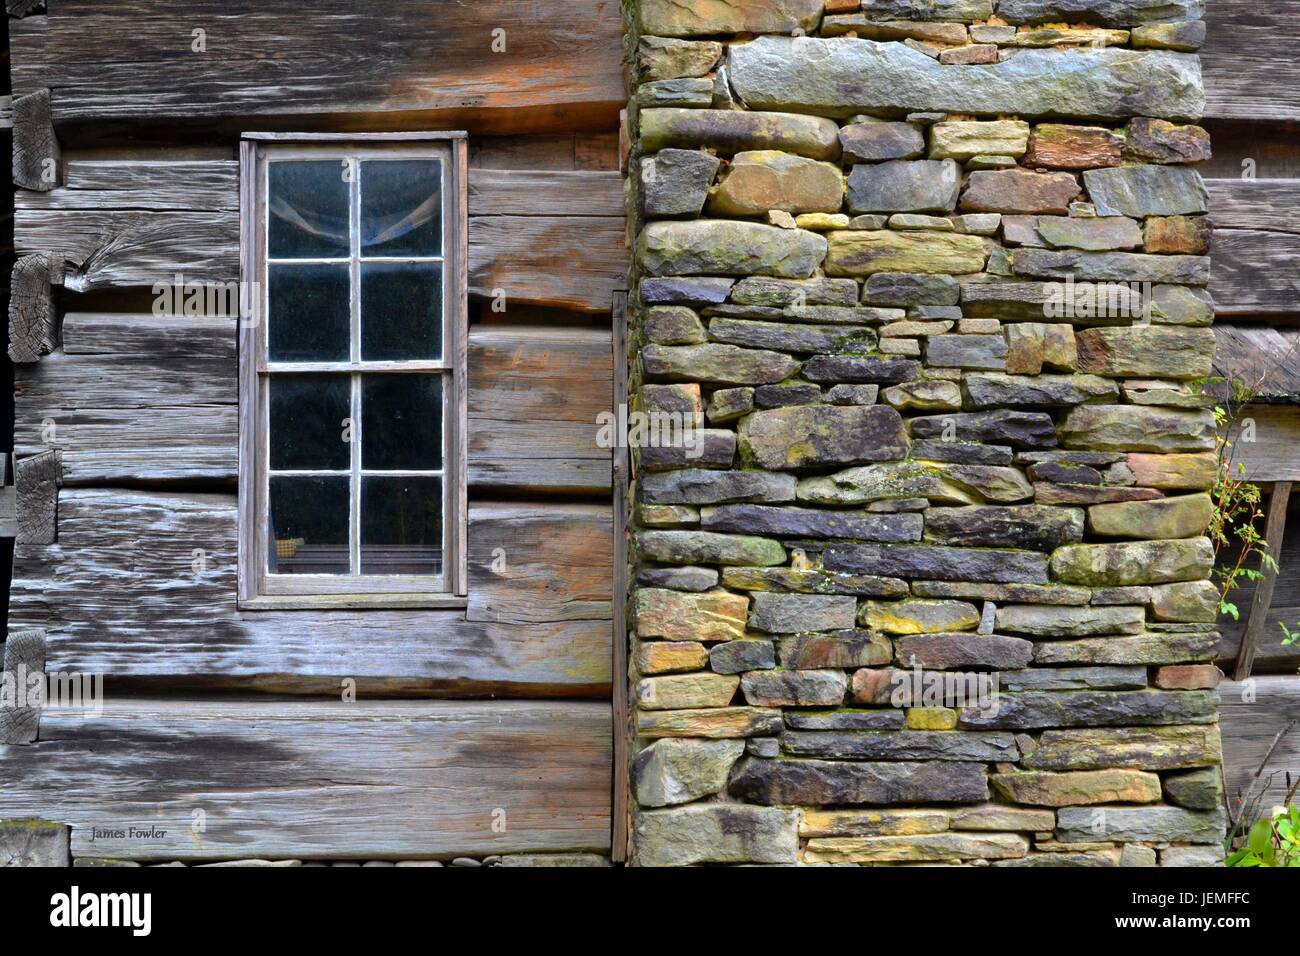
[9, 1, 625, 134]
[10, 489, 612, 691]
[0, 698, 612, 860]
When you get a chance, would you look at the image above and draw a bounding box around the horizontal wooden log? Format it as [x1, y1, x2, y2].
[10, 1, 624, 137]
[1221, 404, 1300, 485]
[468, 169, 623, 217]
[1219, 678, 1300, 816]
[1212, 325, 1300, 402]
[467, 503, 614, 626]
[468, 325, 612, 493]
[0, 698, 612, 859]
[16, 313, 610, 490]
[16, 159, 626, 307]
[11, 489, 611, 692]
[1209, 180, 1300, 317]
[469, 215, 628, 312]
[1203, 1, 1300, 121]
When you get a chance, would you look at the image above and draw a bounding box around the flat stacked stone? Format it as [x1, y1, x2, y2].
[626, 0, 1221, 868]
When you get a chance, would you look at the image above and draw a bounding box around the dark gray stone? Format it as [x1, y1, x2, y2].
[728, 757, 990, 805]
[641, 148, 721, 217]
[710, 639, 777, 675]
[781, 730, 1020, 761]
[863, 271, 961, 307]
[909, 409, 1059, 448]
[924, 505, 1085, 551]
[959, 690, 1218, 730]
[848, 159, 961, 214]
[640, 468, 796, 505]
[824, 543, 1051, 583]
[748, 593, 857, 634]
[701, 504, 922, 541]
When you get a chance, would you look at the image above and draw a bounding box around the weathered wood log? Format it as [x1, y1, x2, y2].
[469, 215, 628, 313]
[610, 291, 630, 864]
[1212, 325, 1300, 403]
[1203, 1, 1300, 121]
[1209, 180, 1300, 317]
[8, 253, 58, 363]
[468, 325, 612, 493]
[10, 489, 612, 692]
[0, 629, 47, 745]
[0, 698, 612, 859]
[1219, 678, 1300, 815]
[16, 160, 626, 307]
[468, 169, 623, 217]
[1220, 404, 1300, 485]
[466, 503, 614, 626]
[9, 1, 624, 137]
[6, 1, 45, 17]
[15, 450, 60, 545]
[15, 313, 610, 490]
[12, 88, 60, 191]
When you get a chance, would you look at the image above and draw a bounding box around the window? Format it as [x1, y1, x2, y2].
[238, 134, 467, 608]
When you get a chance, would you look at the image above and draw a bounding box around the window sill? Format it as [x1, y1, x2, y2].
[239, 593, 468, 612]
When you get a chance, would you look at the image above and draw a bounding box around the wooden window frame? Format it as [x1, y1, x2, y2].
[238, 132, 468, 610]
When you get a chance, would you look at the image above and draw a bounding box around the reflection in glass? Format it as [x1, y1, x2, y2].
[268, 263, 350, 362]
[268, 161, 350, 258]
[360, 160, 442, 257]
[360, 263, 442, 361]
[362, 374, 443, 471]
[268, 475, 350, 574]
[269, 375, 350, 470]
[361, 475, 443, 575]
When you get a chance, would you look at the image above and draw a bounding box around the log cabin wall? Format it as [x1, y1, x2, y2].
[0, 0, 628, 865]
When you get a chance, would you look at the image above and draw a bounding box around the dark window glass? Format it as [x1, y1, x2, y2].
[360, 160, 442, 257]
[268, 475, 350, 574]
[360, 262, 442, 361]
[268, 263, 350, 362]
[268, 161, 350, 258]
[362, 374, 443, 471]
[361, 476, 443, 575]
[268, 374, 351, 471]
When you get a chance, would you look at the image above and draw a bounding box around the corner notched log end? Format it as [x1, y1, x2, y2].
[1, 628, 48, 745]
[15, 449, 61, 546]
[12, 88, 61, 192]
[8, 254, 59, 363]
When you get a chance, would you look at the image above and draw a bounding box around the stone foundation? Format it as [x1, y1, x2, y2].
[625, 0, 1223, 866]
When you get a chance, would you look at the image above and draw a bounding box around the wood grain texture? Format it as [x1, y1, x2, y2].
[15, 313, 612, 490]
[466, 503, 614, 625]
[1212, 325, 1300, 402]
[1210, 179, 1300, 317]
[1221, 405, 1300, 485]
[9, 1, 625, 136]
[1203, 1, 1300, 121]
[12, 88, 60, 191]
[468, 325, 613, 492]
[468, 214, 628, 312]
[1220, 678, 1300, 813]
[0, 698, 612, 860]
[15, 449, 60, 545]
[16, 159, 626, 308]
[8, 253, 58, 363]
[10, 489, 612, 692]
[610, 291, 630, 863]
[0, 629, 46, 745]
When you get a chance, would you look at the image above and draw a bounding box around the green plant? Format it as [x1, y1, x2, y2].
[1208, 396, 1274, 621]
[1226, 803, 1300, 867]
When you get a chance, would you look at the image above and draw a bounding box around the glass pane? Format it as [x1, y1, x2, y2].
[362, 374, 443, 471]
[360, 262, 442, 361]
[360, 159, 442, 257]
[268, 160, 350, 259]
[269, 374, 351, 471]
[268, 263, 350, 362]
[268, 475, 350, 575]
[361, 475, 443, 575]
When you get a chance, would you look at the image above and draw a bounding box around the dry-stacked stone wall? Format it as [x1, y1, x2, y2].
[625, 0, 1223, 866]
